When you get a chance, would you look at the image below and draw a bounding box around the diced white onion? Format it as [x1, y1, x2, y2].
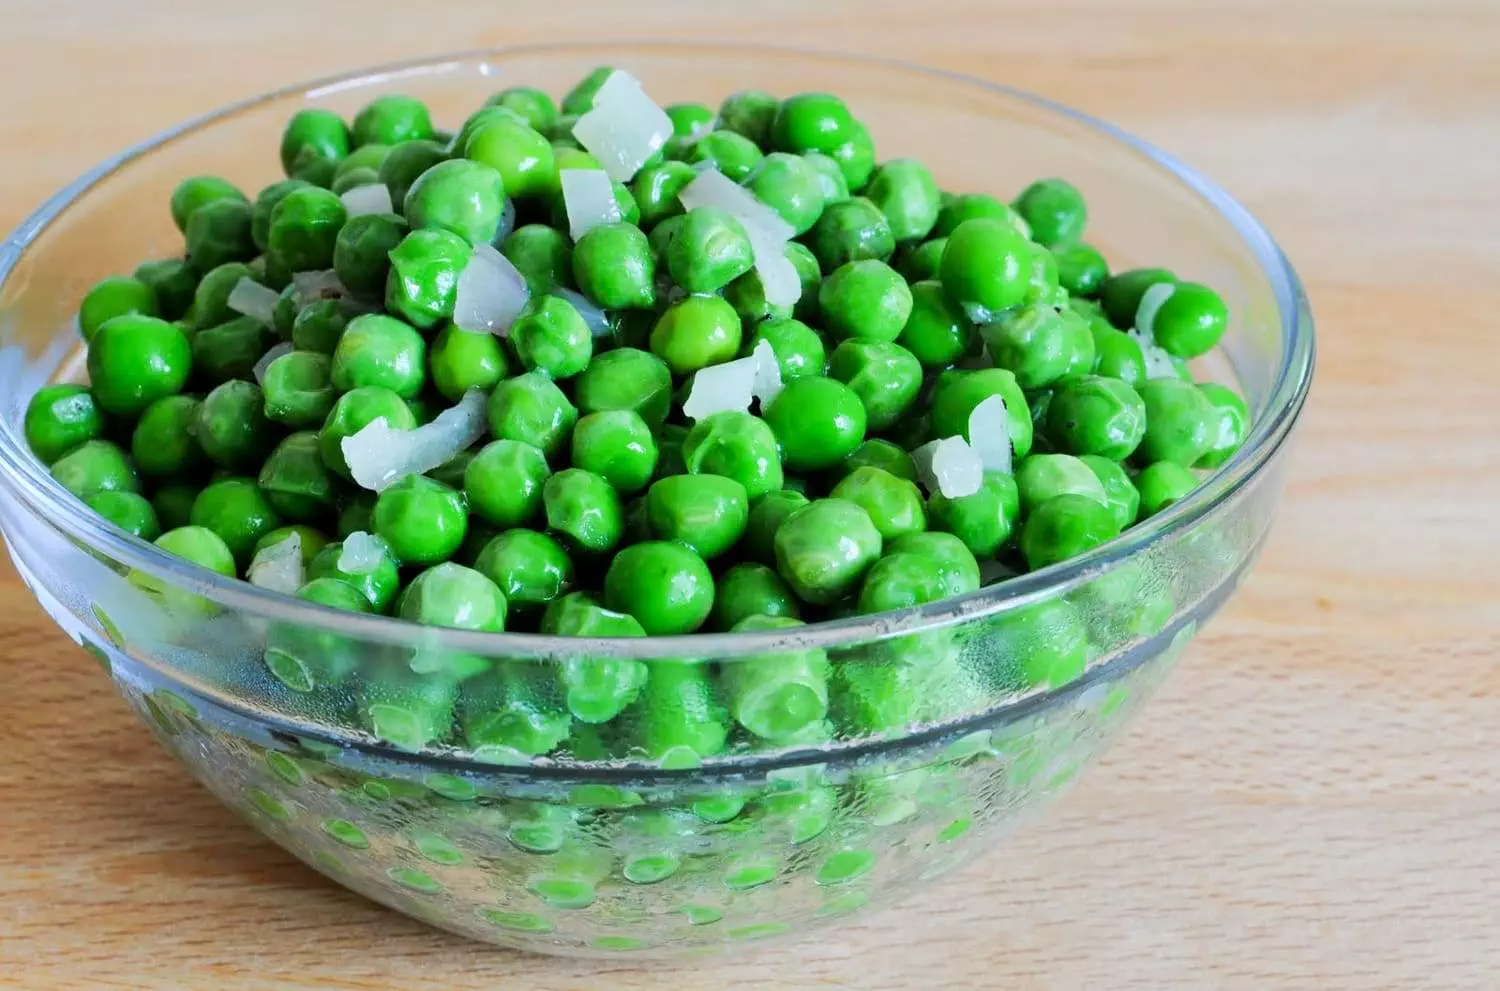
[552, 288, 610, 337]
[227, 277, 280, 327]
[340, 182, 393, 219]
[682, 355, 758, 421]
[1129, 328, 1181, 380]
[912, 436, 984, 499]
[570, 71, 673, 182]
[252, 342, 294, 385]
[339, 531, 387, 574]
[750, 338, 784, 407]
[341, 389, 489, 491]
[1133, 281, 1176, 336]
[678, 169, 795, 243]
[453, 242, 529, 336]
[248, 532, 304, 595]
[560, 169, 622, 240]
[966, 394, 1012, 475]
[292, 270, 346, 307]
[755, 243, 802, 308]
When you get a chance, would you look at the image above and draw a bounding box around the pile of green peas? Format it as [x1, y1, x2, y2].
[25, 70, 1249, 759]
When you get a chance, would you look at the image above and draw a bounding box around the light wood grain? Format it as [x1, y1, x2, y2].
[1, 1, 1497, 988]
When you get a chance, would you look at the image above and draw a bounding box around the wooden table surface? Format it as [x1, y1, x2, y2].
[2, 1, 1496, 988]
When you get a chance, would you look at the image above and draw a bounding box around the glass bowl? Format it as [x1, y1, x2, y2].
[0, 43, 1312, 958]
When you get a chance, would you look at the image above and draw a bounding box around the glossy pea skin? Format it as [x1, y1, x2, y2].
[147, 523, 236, 583]
[1015, 453, 1108, 516]
[373, 475, 468, 566]
[927, 470, 1020, 558]
[87, 490, 161, 541]
[746, 152, 826, 235]
[828, 119, 876, 190]
[667, 207, 754, 293]
[645, 473, 749, 560]
[86, 314, 192, 417]
[134, 259, 199, 322]
[743, 489, 811, 565]
[308, 536, 402, 613]
[503, 224, 574, 296]
[715, 89, 778, 146]
[631, 161, 695, 229]
[1019, 492, 1120, 570]
[934, 193, 1029, 239]
[463, 117, 555, 202]
[774, 497, 883, 605]
[544, 468, 624, 554]
[1196, 382, 1251, 469]
[763, 376, 867, 472]
[571, 410, 658, 494]
[864, 158, 941, 242]
[385, 228, 472, 330]
[1012, 178, 1088, 246]
[197, 380, 274, 473]
[190, 477, 281, 566]
[474, 528, 573, 616]
[1099, 267, 1177, 330]
[331, 142, 392, 186]
[723, 615, 831, 743]
[827, 338, 924, 432]
[604, 540, 715, 636]
[190, 315, 272, 383]
[682, 410, 783, 500]
[170, 176, 247, 234]
[1136, 461, 1201, 517]
[856, 551, 949, 618]
[818, 259, 913, 343]
[687, 130, 764, 183]
[649, 295, 742, 376]
[747, 317, 826, 380]
[1080, 454, 1141, 532]
[896, 237, 946, 284]
[261, 351, 335, 429]
[886, 530, 981, 599]
[377, 139, 448, 209]
[288, 298, 343, 354]
[836, 438, 919, 485]
[130, 394, 204, 477]
[574, 347, 672, 429]
[1145, 282, 1230, 359]
[712, 562, 802, 630]
[351, 95, 434, 147]
[185, 262, 253, 331]
[1137, 378, 1216, 467]
[809, 197, 895, 271]
[331, 313, 427, 398]
[771, 93, 855, 154]
[929, 367, 1034, 461]
[573, 222, 656, 309]
[267, 187, 346, 273]
[485, 86, 559, 132]
[280, 109, 351, 184]
[258, 431, 337, 522]
[663, 102, 715, 159]
[318, 386, 416, 479]
[79, 276, 159, 344]
[1052, 242, 1109, 297]
[510, 295, 593, 380]
[51, 439, 139, 503]
[1046, 375, 1147, 461]
[561, 65, 616, 115]
[830, 466, 926, 541]
[982, 303, 1096, 390]
[488, 371, 578, 459]
[938, 218, 1033, 319]
[1091, 325, 1149, 386]
[897, 279, 973, 368]
[24, 384, 105, 465]
[333, 211, 408, 298]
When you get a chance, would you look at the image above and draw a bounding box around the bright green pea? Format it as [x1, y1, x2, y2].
[895, 279, 972, 368]
[809, 197, 895, 270]
[266, 187, 346, 273]
[747, 317, 826, 379]
[318, 386, 416, 478]
[170, 175, 247, 234]
[1136, 461, 1201, 516]
[1019, 492, 1120, 570]
[712, 562, 801, 630]
[428, 323, 508, 401]
[510, 295, 593, 379]
[544, 467, 624, 554]
[474, 528, 573, 616]
[78, 276, 159, 344]
[647, 212, 684, 263]
[258, 431, 337, 522]
[332, 143, 392, 186]
[1137, 378, 1216, 467]
[784, 241, 824, 322]
[663, 102, 715, 158]
[184, 262, 253, 331]
[837, 438, 918, 484]
[645, 473, 749, 560]
[573, 222, 656, 309]
[927, 470, 1020, 558]
[982, 302, 1096, 390]
[864, 158, 941, 242]
[571, 410, 658, 494]
[929, 367, 1033, 460]
[856, 551, 949, 616]
[886, 531, 981, 598]
[772, 93, 855, 154]
[86, 314, 191, 417]
[190, 477, 281, 566]
[773, 497, 882, 605]
[938, 218, 1033, 319]
[399, 564, 505, 683]
[1079, 454, 1140, 532]
[713, 89, 775, 146]
[191, 315, 273, 384]
[763, 376, 866, 471]
[746, 152, 826, 235]
[502, 224, 574, 296]
[1099, 267, 1177, 330]
[1144, 282, 1230, 359]
[131, 394, 203, 477]
[1052, 242, 1109, 297]
[351, 95, 434, 147]
[25, 384, 105, 465]
[650, 295, 742, 376]
[668, 207, 754, 293]
[1196, 382, 1250, 469]
[723, 615, 830, 743]
[574, 347, 672, 429]
[1046, 375, 1147, 460]
[138, 526, 235, 610]
[485, 86, 559, 132]
[87, 490, 161, 541]
[1023, 241, 1067, 306]
[384, 227, 472, 330]
[1012, 178, 1088, 246]
[488, 372, 577, 459]
[1091, 326, 1148, 386]
[561, 66, 615, 115]
[280, 109, 350, 178]
[827, 338, 923, 432]
[133, 259, 198, 322]
[743, 489, 810, 566]
[935, 193, 1029, 239]
[603, 541, 715, 636]
[802, 151, 850, 206]
[331, 313, 426, 398]
[374, 475, 468, 566]
[308, 534, 401, 613]
[464, 117, 555, 202]
[377, 139, 448, 209]
[631, 161, 695, 228]
[818, 259, 912, 343]
[897, 238, 946, 284]
[1015, 454, 1108, 515]
[682, 411, 783, 500]
[687, 131, 763, 182]
[828, 119, 876, 190]
[830, 466, 926, 541]
[51, 440, 138, 503]
[333, 211, 409, 298]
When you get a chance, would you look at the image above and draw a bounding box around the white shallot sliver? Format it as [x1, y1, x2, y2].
[340, 182, 394, 218]
[570, 70, 672, 182]
[292, 269, 346, 307]
[453, 242, 529, 336]
[227, 277, 280, 327]
[339, 531, 387, 574]
[552, 288, 610, 336]
[678, 169, 795, 244]
[1133, 281, 1176, 336]
[341, 389, 489, 491]
[682, 355, 758, 421]
[750, 338, 784, 406]
[560, 169, 622, 240]
[966, 394, 1012, 475]
[252, 342, 294, 385]
[744, 225, 802, 307]
[912, 436, 984, 499]
[1129, 328, 1181, 380]
[248, 532, 304, 595]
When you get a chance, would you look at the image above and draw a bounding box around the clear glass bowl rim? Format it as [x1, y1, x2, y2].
[0, 41, 1315, 663]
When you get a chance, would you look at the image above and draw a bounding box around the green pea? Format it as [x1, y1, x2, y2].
[1099, 267, 1177, 330]
[1046, 375, 1147, 461]
[646, 473, 749, 560]
[1019, 493, 1120, 570]
[745, 152, 826, 235]
[331, 168, 380, 197]
[647, 213, 684, 263]
[133, 259, 199, 322]
[352, 95, 434, 147]
[485, 86, 559, 131]
[1012, 178, 1088, 246]
[184, 262, 253, 331]
[667, 207, 754, 293]
[687, 131, 764, 182]
[78, 276, 159, 344]
[257, 431, 337, 522]
[51, 440, 139, 502]
[893, 280, 970, 369]
[502, 224, 574, 296]
[1196, 382, 1250, 469]
[572, 222, 656, 310]
[864, 158, 941, 242]
[743, 489, 810, 566]
[488, 370, 577, 458]
[87, 490, 161, 541]
[308, 535, 401, 613]
[464, 118, 556, 202]
[886, 531, 981, 598]
[723, 615, 830, 742]
[650, 295, 742, 376]
[712, 562, 801, 630]
[461, 441, 548, 532]
[603, 540, 715, 636]
[1091, 326, 1148, 386]
[335, 494, 376, 540]
[1052, 242, 1109, 297]
[377, 139, 448, 209]
[772, 93, 855, 154]
[373, 475, 468, 566]
[333, 212, 408, 298]
[284, 299, 343, 356]
[784, 241, 824, 323]
[827, 338, 923, 432]
[280, 109, 351, 184]
[190, 477, 280, 566]
[1135, 461, 1200, 516]
[809, 197, 895, 270]
[428, 324, 508, 401]
[774, 497, 882, 605]
[856, 551, 950, 617]
[539, 594, 648, 725]
[830, 466, 926, 541]
[384, 227, 472, 330]
[544, 468, 624, 554]
[330, 313, 426, 398]
[332, 142, 392, 186]
[574, 347, 673, 429]
[747, 317, 826, 379]
[818, 260, 913, 343]
[828, 119, 876, 190]
[191, 315, 274, 383]
[1143, 282, 1229, 359]
[927, 471, 1020, 558]
[837, 438, 918, 485]
[935, 193, 1029, 239]
[631, 161, 695, 229]
[131, 394, 204, 477]
[763, 376, 866, 471]
[152, 484, 200, 531]
[929, 367, 1033, 460]
[474, 528, 573, 616]
[318, 386, 416, 479]
[571, 410, 658, 494]
[663, 102, 715, 158]
[86, 314, 192, 417]
[267, 187, 346, 273]
[982, 302, 1096, 390]
[561, 66, 615, 115]
[938, 218, 1033, 319]
[682, 410, 783, 500]
[802, 151, 851, 205]
[1015, 454, 1108, 515]
[399, 565, 505, 684]
[24, 384, 105, 465]
[896, 238, 946, 284]
[1137, 378, 1216, 467]
[137, 526, 236, 612]
[1079, 454, 1140, 532]
[169, 176, 247, 234]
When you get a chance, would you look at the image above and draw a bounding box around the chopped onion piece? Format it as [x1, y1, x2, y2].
[292, 270, 346, 307]
[754, 241, 802, 308]
[227, 277, 280, 327]
[339, 531, 387, 574]
[1133, 281, 1176, 336]
[560, 169, 622, 240]
[252, 342, 293, 385]
[248, 532, 303, 595]
[682, 355, 758, 421]
[453, 242, 529, 336]
[553, 288, 610, 337]
[571, 70, 672, 182]
[340, 182, 393, 218]
[912, 436, 984, 499]
[966, 394, 1012, 474]
[1129, 328, 1181, 380]
[678, 169, 795, 244]
[342, 390, 489, 491]
[750, 338, 784, 407]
